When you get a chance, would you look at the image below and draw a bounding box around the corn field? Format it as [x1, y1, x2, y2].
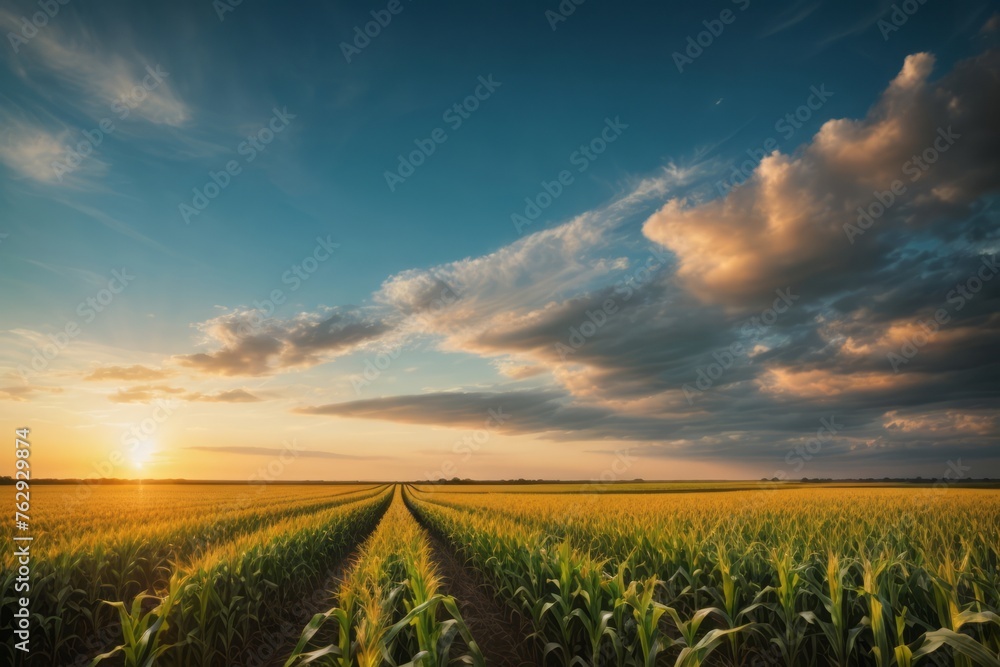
[1, 484, 389, 665]
[284, 487, 483, 667]
[404, 484, 1000, 666]
[3, 482, 998, 666]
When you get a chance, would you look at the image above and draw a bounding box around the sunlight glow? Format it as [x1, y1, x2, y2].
[131, 440, 156, 469]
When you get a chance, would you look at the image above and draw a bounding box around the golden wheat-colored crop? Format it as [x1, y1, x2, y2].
[406, 485, 1000, 666]
[1, 484, 388, 665]
[285, 487, 483, 667]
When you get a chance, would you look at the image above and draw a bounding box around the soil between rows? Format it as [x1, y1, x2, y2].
[263, 490, 539, 667]
[260, 542, 368, 667]
[423, 526, 540, 666]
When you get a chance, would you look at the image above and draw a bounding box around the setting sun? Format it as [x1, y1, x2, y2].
[130, 440, 155, 469]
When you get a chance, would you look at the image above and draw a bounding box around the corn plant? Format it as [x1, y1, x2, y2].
[89, 488, 393, 666]
[285, 488, 484, 667]
[406, 484, 1000, 666]
[2, 483, 389, 664]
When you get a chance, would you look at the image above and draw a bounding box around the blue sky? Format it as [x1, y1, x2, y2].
[1, 0, 999, 480]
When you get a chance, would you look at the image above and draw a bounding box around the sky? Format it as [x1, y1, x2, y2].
[1, 0, 998, 481]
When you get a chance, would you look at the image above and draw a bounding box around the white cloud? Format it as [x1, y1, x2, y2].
[0, 118, 66, 181]
[1, 13, 191, 127]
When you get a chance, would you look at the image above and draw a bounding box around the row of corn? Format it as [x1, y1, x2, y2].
[405, 486, 1000, 666]
[88, 486, 394, 666]
[284, 487, 484, 667]
[1, 484, 388, 665]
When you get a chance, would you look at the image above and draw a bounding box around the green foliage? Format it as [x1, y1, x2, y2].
[407, 485, 1000, 666]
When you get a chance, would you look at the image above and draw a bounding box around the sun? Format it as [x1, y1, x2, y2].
[131, 440, 156, 470]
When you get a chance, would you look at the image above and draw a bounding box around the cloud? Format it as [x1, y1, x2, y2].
[492, 359, 547, 379]
[170, 160, 712, 385]
[0, 128, 61, 181]
[756, 367, 921, 399]
[294, 389, 658, 438]
[0, 384, 63, 402]
[295, 389, 815, 454]
[191, 388, 262, 403]
[108, 385, 186, 403]
[643, 50, 1000, 306]
[883, 409, 996, 436]
[186, 445, 381, 460]
[176, 309, 393, 376]
[85, 365, 173, 381]
[152, 49, 1000, 474]
[982, 13, 1000, 34]
[107, 385, 261, 404]
[0, 115, 78, 182]
[0, 10, 191, 128]
[0, 8, 199, 192]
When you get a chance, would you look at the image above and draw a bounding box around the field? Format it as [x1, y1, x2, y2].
[3, 482, 999, 666]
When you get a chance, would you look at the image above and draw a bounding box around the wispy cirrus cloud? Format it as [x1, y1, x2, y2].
[0, 114, 78, 182]
[0, 9, 190, 127]
[0, 6, 195, 192]
[757, 1, 822, 38]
